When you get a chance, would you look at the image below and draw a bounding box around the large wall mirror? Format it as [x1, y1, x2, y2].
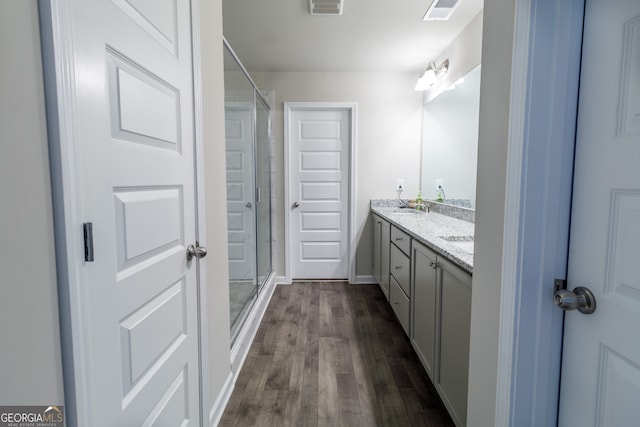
[421, 65, 481, 208]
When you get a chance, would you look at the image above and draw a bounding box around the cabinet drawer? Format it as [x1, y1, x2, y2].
[390, 275, 410, 335]
[391, 225, 411, 255]
[390, 243, 411, 296]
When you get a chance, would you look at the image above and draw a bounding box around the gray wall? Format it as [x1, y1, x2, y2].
[250, 71, 424, 279]
[0, 1, 65, 405]
[467, 0, 514, 424]
[200, 0, 234, 413]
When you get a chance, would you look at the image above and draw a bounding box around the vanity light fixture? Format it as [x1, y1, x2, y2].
[414, 59, 449, 91]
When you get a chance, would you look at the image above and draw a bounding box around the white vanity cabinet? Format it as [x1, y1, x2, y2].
[411, 240, 472, 427]
[372, 214, 390, 300]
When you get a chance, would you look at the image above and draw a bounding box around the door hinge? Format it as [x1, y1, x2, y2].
[554, 278, 567, 292]
[83, 222, 94, 262]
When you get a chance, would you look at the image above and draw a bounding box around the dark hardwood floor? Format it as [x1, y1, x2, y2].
[220, 281, 454, 427]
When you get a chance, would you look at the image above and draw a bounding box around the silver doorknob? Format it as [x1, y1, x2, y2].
[245, 201, 252, 208]
[293, 201, 300, 208]
[553, 286, 596, 314]
[186, 244, 207, 261]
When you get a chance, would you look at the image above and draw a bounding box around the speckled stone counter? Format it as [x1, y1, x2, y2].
[371, 202, 475, 274]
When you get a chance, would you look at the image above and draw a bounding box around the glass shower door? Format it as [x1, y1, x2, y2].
[224, 46, 258, 340]
[223, 40, 274, 345]
[255, 96, 272, 289]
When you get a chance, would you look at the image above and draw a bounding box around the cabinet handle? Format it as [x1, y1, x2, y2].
[395, 266, 402, 270]
[429, 261, 434, 267]
[395, 237, 403, 241]
[394, 301, 399, 305]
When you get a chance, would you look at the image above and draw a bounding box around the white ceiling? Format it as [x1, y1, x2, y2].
[221, 0, 484, 73]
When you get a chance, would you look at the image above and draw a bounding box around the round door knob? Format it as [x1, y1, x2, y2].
[186, 244, 207, 261]
[553, 286, 596, 314]
[293, 201, 300, 208]
[245, 201, 252, 208]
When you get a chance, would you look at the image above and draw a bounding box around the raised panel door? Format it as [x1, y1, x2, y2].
[411, 240, 439, 382]
[45, 0, 202, 424]
[438, 258, 472, 427]
[559, 0, 640, 424]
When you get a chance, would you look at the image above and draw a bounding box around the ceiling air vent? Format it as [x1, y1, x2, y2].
[309, 0, 343, 16]
[422, 0, 462, 21]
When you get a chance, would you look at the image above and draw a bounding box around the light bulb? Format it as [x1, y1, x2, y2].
[415, 69, 437, 91]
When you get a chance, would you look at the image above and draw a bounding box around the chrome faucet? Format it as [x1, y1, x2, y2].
[414, 203, 429, 212]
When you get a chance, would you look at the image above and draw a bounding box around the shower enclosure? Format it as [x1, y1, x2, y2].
[223, 41, 274, 343]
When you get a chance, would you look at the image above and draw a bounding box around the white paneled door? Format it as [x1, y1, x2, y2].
[287, 106, 351, 280]
[45, 0, 202, 425]
[559, 0, 640, 425]
[225, 105, 257, 282]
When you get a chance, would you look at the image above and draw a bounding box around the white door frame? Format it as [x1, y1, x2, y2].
[284, 102, 357, 284]
[39, 0, 209, 425]
[493, 0, 585, 424]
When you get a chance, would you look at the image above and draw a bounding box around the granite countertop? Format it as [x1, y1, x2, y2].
[371, 205, 475, 274]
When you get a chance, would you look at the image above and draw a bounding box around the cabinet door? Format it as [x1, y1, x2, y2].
[437, 258, 472, 427]
[380, 219, 390, 300]
[372, 215, 382, 285]
[411, 240, 439, 382]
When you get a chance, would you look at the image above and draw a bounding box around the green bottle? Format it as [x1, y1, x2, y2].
[416, 190, 423, 210]
[435, 186, 444, 202]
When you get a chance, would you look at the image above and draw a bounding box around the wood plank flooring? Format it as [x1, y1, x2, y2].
[220, 281, 454, 427]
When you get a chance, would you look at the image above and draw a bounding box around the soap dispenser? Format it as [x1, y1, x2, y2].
[435, 185, 445, 202]
[415, 190, 423, 211]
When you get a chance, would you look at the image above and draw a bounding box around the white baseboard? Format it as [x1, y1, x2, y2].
[354, 275, 377, 284]
[208, 372, 233, 427]
[278, 275, 379, 285]
[278, 275, 376, 285]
